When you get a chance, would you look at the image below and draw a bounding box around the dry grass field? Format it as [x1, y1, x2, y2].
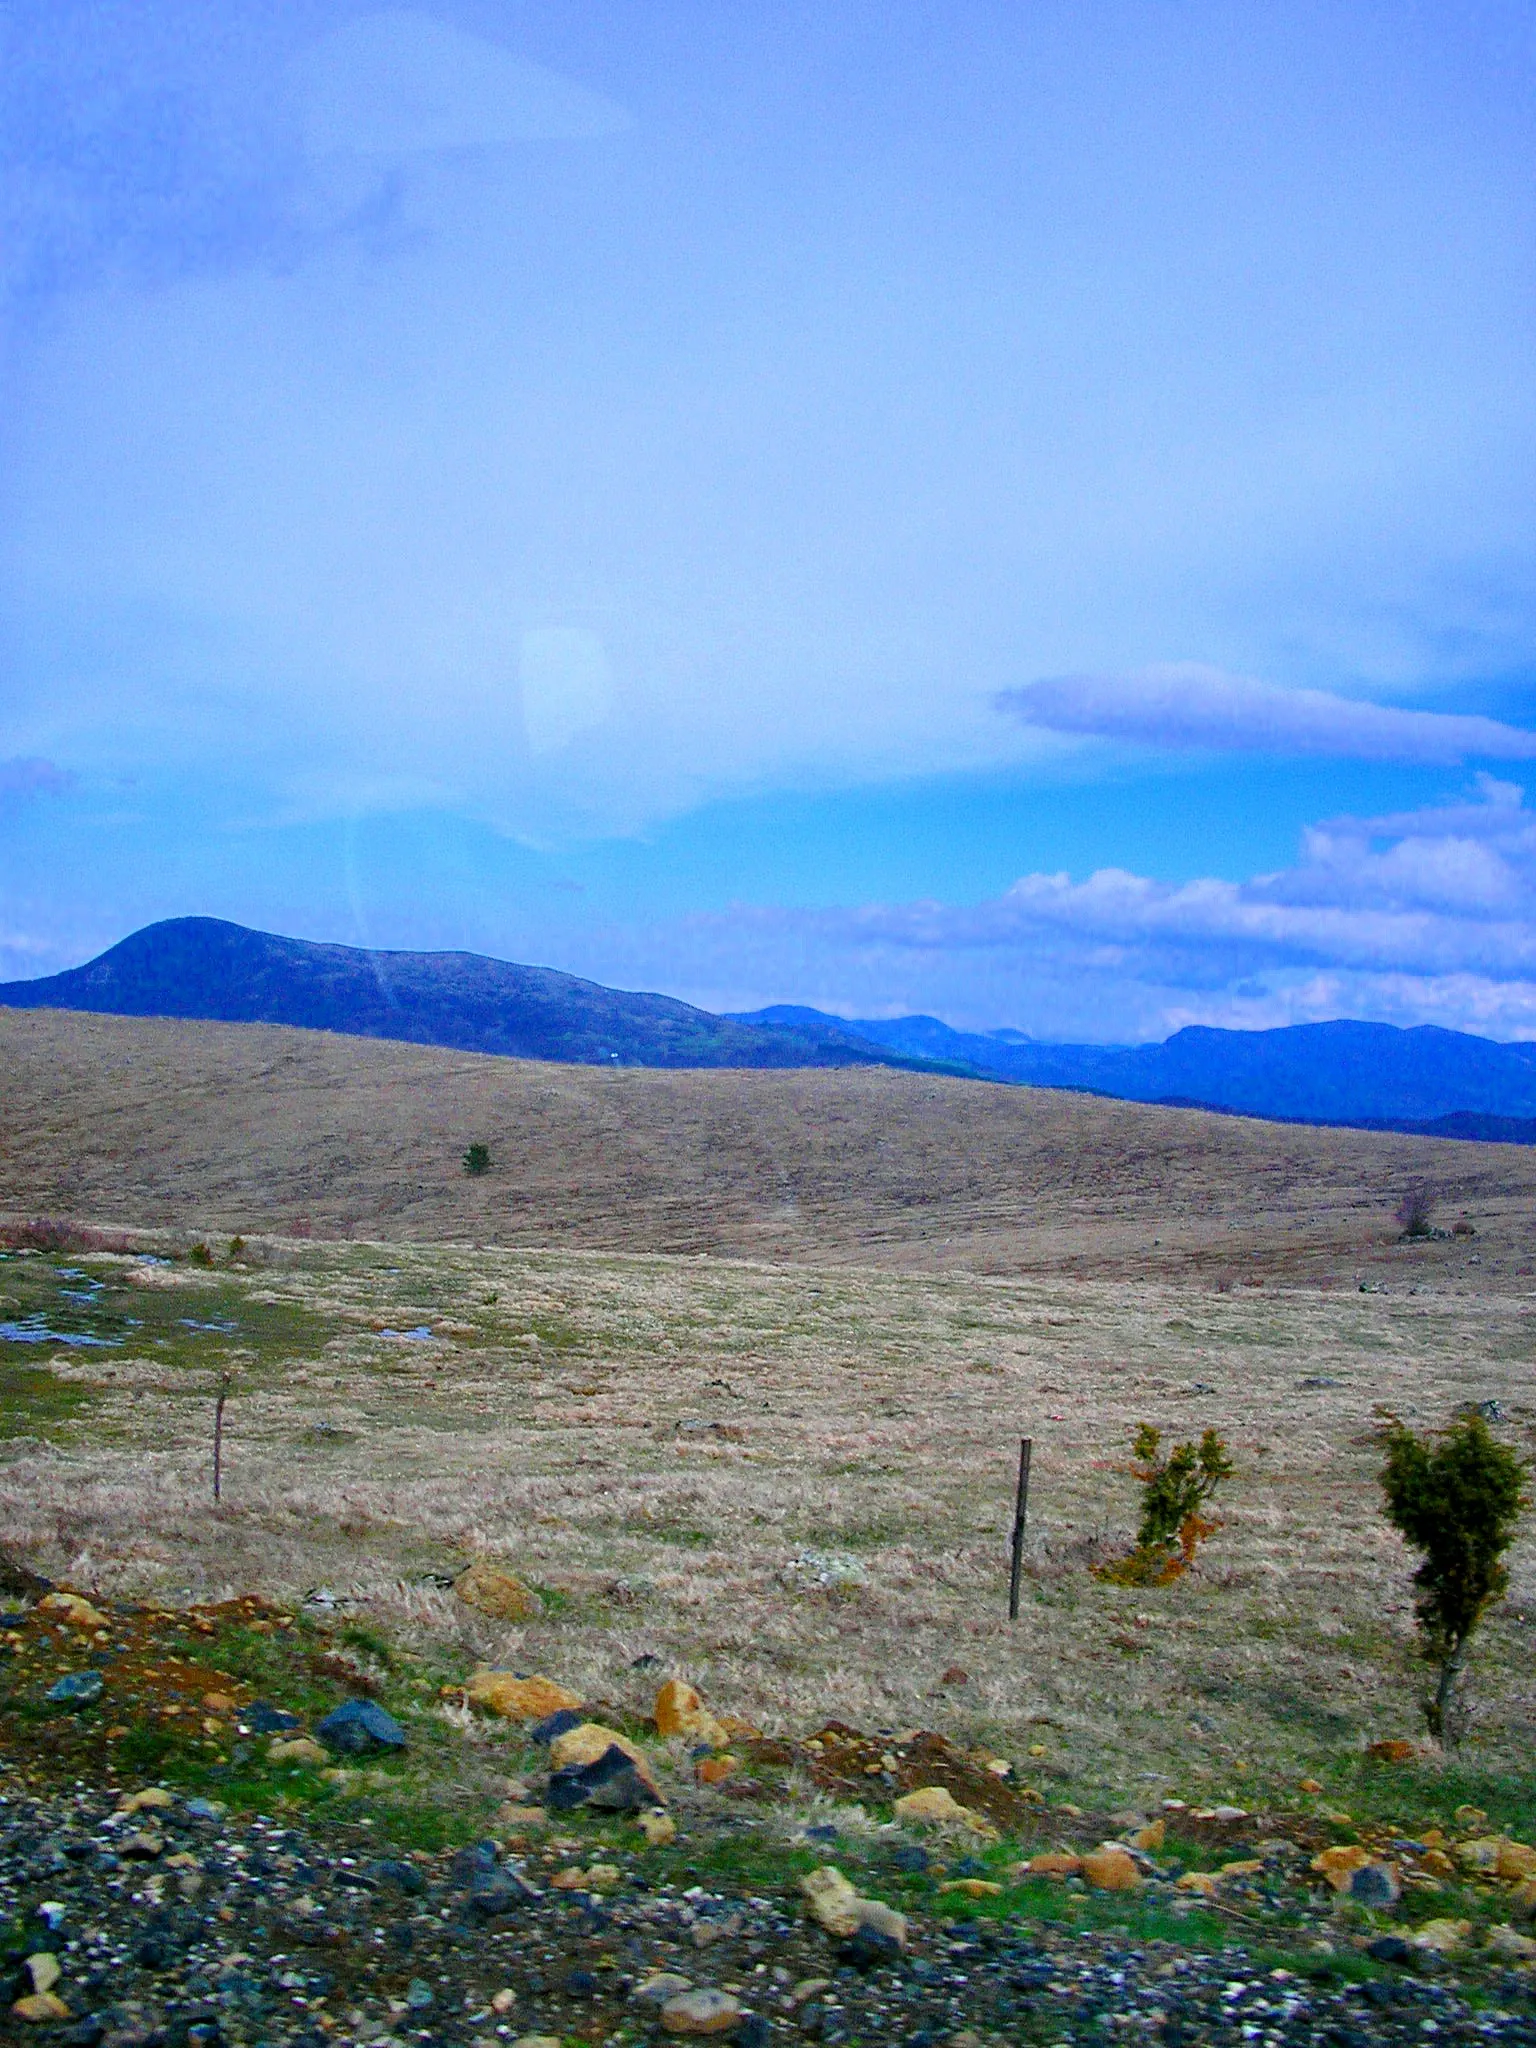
[2, 1222, 1533, 1823]
[9, 1004, 1536, 1286]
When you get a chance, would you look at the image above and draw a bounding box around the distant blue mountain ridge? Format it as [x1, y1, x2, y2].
[4, 917, 1536, 1141]
[727, 1005, 1536, 1138]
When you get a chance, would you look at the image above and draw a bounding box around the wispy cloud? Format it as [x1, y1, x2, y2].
[999, 665, 1536, 765]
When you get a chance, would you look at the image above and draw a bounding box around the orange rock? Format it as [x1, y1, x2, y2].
[549, 1722, 659, 1792]
[696, 1754, 739, 1786]
[1499, 1841, 1536, 1882]
[38, 1592, 107, 1630]
[1417, 1849, 1456, 1878]
[939, 1878, 1002, 1898]
[654, 1678, 729, 1748]
[1081, 1850, 1140, 1892]
[1026, 1853, 1082, 1879]
[1511, 1877, 1536, 1919]
[454, 1562, 541, 1622]
[464, 1671, 583, 1721]
[1311, 1844, 1372, 1891]
[1365, 1739, 1417, 1764]
[1298, 1778, 1324, 1795]
[1176, 1871, 1218, 1895]
[1133, 1820, 1166, 1852]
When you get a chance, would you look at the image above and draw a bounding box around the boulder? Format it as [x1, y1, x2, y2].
[316, 1699, 406, 1754]
[939, 1879, 1002, 1898]
[1175, 1871, 1218, 1896]
[455, 1562, 542, 1622]
[639, 1810, 677, 1846]
[1312, 1844, 1373, 1891]
[119, 1787, 175, 1815]
[547, 1745, 658, 1814]
[549, 1722, 655, 1783]
[1364, 1739, 1417, 1763]
[655, 1679, 723, 1745]
[12, 1993, 71, 2023]
[465, 1671, 583, 1721]
[1512, 1878, 1536, 1920]
[1499, 1841, 1536, 1882]
[893, 1785, 997, 1837]
[38, 1592, 107, 1629]
[1025, 1853, 1082, 1879]
[1081, 1850, 1140, 1892]
[1134, 1819, 1166, 1852]
[1410, 1919, 1471, 1955]
[1457, 1836, 1507, 1873]
[24, 1955, 61, 1997]
[1348, 1863, 1402, 1908]
[1487, 1925, 1536, 1962]
[696, 1755, 738, 1786]
[44, 1672, 103, 1706]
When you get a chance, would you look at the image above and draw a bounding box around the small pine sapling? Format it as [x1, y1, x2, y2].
[462, 1143, 491, 1177]
[1380, 1413, 1528, 1747]
[1095, 1423, 1234, 1586]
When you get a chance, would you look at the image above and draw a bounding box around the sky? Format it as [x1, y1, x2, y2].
[2, 0, 1535, 1041]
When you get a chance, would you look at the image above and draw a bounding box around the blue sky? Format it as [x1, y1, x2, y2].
[3, 1, 1535, 1039]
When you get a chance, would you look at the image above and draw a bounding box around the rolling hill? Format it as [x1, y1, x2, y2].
[0, 918, 955, 1074]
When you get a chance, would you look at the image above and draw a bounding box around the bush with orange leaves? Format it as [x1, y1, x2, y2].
[1094, 1423, 1234, 1586]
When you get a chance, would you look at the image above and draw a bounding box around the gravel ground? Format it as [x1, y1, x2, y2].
[5, 1789, 1536, 2048]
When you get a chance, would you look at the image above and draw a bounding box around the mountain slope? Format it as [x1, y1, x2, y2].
[731, 1006, 1536, 1125]
[0, 919, 937, 1073]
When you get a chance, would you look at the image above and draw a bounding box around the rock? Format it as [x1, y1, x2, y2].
[1417, 1849, 1457, 1877]
[316, 1699, 406, 1753]
[938, 1879, 1002, 1898]
[893, 1786, 997, 1837]
[939, 1665, 969, 1685]
[1133, 1819, 1166, 1851]
[1365, 1738, 1417, 1763]
[1348, 1863, 1402, 1908]
[638, 1809, 677, 1846]
[696, 1754, 738, 1786]
[119, 1829, 164, 1860]
[455, 1561, 542, 1621]
[489, 1990, 517, 2014]
[547, 1744, 657, 1814]
[245, 1701, 302, 1733]
[369, 1858, 427, 1896]
[1454, 1805, 1487, 1828]
[464, 1670, 583, 1721]
[1025, 1853, 1082, 1879]
[1080, 1850, 1140, 1891]
[118, 1789, 174, 1815]
[1512, 1877, 1536, 1920]
[405, 1979, 434, 2010]
[1298, 1777, 1324, 1795]
[527, 1708, 584, 1745]
[25, 1956, 62, 1996]
[550, 1719, 642, 1769]
[509, 2038, 563, 2048]
[1487, 1925, 1536, 1961]
[1175, 1871, 1218, 1896]
[12, 1993, 71, 2023]
[469, 1871, 539, 1918]
[1457, 1835, 1506, 1872]
[1410, 1918, 1472, 1955]
[660, 1989, 743, 2035]
[799, 1867, 906, 1947]
[691, 1913, 744, 1950]
[801, 1866, 864, 1936]
[631, 1974, 694, 2007]
[493, 1803, 549, 1830]
[553, 1863, 619, 1892]
[45, 1673, 103, 1707]
[1366, 1936, 1412, 1964]
[38, 1592, 107, 1629]
[655, 1679, 722, 1743]
[1312, 1844, 1373, 1890]
[1499, 1840, 1536, 1881]
[268, 1737, 329, 1766]
[201, 1691, 235, 1713]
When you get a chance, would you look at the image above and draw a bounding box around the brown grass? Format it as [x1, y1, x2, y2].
[6, 1004, 1536, 1286]
[3, 1228, 1533, 1811]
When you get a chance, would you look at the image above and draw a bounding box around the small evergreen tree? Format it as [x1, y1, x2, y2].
[1395, 1181, 1439, 1238]
[462, 1143, 491, 1177]
[1380, 1413, 1528, 1747]
[1095, 1424, 1234, 1585]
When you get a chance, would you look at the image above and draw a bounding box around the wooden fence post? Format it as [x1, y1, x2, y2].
[1007, 1436, 1033, 1620]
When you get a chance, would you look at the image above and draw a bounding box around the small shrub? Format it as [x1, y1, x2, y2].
[228, 1235, 246, 1260]
[1380, 1413, 1528, 1747]
[0, 1216, 137, 1254]
[1395, 1181, 1439, 1239]
[462, 1143, 491, 1177]
[1094, 1424, 1234, 1586]
[189, 1241, 214, 1267]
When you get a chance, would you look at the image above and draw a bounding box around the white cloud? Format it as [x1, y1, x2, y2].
[999, 664, 1536, 765]
[520, 629, 614, 756]
[577, 780, 1536, 1041]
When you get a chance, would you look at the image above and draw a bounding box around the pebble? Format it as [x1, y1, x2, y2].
[660, 1986, 744, 2033]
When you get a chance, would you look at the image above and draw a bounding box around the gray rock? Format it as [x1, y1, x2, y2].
[315, 1698, 406, 1753]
